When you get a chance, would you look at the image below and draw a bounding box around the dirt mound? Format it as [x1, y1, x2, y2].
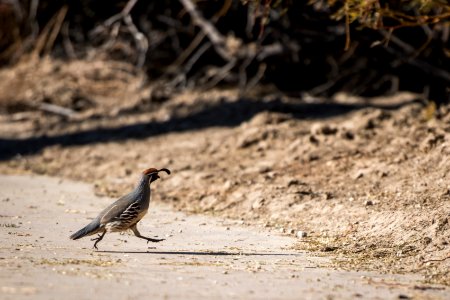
[0, 58, 146, 115]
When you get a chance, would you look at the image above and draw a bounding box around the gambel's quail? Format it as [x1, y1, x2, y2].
[70, 167, 170, 249]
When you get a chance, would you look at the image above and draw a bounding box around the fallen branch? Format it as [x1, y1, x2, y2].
[37, 103, 76, 118]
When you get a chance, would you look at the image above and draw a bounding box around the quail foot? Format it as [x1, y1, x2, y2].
[70, 167, 170, 249]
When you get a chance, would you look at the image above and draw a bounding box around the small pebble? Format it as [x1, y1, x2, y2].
[296, 231, 307, 238]
[355, 172, 364, 179]
[365, 200, 374, 206]
[309, 135, 319, 144]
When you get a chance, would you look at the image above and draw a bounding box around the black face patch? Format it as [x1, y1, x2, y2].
[150, 174, 159, 183]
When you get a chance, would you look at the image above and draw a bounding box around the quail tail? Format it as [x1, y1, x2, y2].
[70, 222, 99, 240]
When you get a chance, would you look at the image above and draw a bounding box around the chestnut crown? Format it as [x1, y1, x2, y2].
[142, 168, 171, 176]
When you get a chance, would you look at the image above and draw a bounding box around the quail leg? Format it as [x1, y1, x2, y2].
[91, 231, 106, 249]
[131, 224, 165, 243]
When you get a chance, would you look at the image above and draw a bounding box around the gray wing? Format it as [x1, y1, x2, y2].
[97, 193, 138, 225]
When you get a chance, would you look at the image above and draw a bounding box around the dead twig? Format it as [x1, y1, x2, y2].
[62, 21, 76, 59]
[90, 0, 148, 68]
[184, 41, 212, 75]
[37, 103, 76, 118]
[169, 41, 212, 89]
[243, 63, 267, 95]
[123, 14, 148, 68]
[102, 0, 138, 28]
[203, 59, 237, 90]
[381, 30, 450, 83]
[31, 6, 68, 59]
[177, 0, 291, 90]
[344, 2, 351, 51]
[170, 31, 207, 72]
[256, 42, 283, 61]
[43, 5, 68, 56]
[168, 0, 233, 84]
[178, 0, 232, 61]
[422, 255, 450, 264]
[238, 49, 256, 91]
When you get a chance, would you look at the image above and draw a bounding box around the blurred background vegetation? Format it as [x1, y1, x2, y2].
[0, 0, 448, 102]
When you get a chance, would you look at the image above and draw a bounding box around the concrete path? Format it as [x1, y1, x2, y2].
[0, 174, 448, 299]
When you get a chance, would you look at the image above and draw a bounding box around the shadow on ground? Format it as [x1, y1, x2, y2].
[97, 250, 304, 257]
[0, 97, 422, 160]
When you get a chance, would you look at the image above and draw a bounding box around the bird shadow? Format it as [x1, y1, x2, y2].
[96, 250, 304, 257]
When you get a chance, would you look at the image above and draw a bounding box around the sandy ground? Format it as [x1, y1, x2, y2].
[0, 58, 449, 286]
[1, 174, 449, 299]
